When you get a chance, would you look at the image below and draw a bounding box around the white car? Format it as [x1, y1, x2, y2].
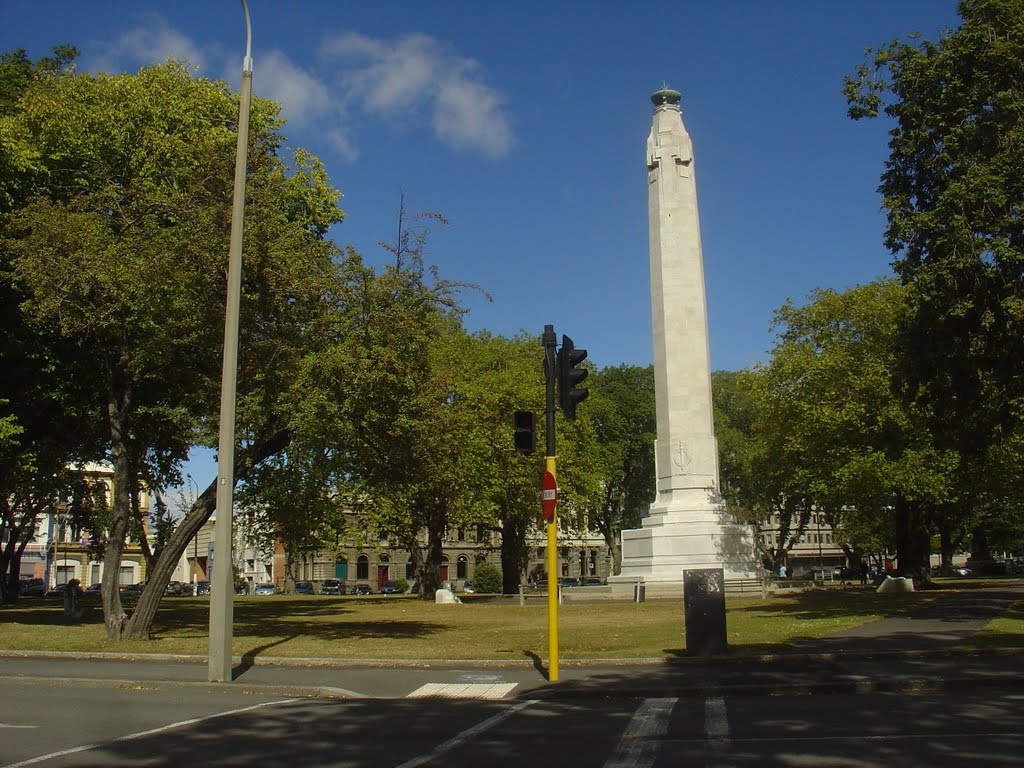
[254, 583, 277, 595]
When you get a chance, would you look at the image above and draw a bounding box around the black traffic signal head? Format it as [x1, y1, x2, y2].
[513, 410, 536, 455]
[557, 334, 589, 420]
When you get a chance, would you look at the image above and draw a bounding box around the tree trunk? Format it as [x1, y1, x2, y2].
[419, 509, 444, 599]
[120, 428, 290, 640]
[970, 525, 991, 561]
[499, 517, 527, 594]
[100, 367, 135, 640]
[894, 495, 931, 584]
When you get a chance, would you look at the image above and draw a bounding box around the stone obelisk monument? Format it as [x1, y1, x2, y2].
[614, 87, 758, 590]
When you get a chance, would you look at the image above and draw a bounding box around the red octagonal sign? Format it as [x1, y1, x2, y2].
[542, 471, 558, 521]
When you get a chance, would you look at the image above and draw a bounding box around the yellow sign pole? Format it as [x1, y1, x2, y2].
[545, 455, 559, 682]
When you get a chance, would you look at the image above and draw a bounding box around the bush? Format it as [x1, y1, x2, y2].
[395, 578, 410, 594]
[472, 561, 502, 594]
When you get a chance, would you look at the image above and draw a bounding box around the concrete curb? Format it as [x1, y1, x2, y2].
[1, 644, 1022, 669]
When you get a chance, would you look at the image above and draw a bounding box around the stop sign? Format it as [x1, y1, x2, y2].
[542, 471, 558, 521]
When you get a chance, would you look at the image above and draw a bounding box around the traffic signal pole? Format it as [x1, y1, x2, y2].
[542, 325, 559, 682]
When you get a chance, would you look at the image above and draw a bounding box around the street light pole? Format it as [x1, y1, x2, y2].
[209, 0, 253, 684]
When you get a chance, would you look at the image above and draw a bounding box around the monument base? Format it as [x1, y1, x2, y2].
[608, 490, 760, 597]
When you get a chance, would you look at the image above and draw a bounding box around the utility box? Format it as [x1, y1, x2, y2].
[684, 568, 727, 656]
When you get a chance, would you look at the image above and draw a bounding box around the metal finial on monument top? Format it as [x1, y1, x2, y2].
[651, 84, 681, 106]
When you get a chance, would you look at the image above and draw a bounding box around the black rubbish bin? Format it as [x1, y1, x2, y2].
[684, 568, 727, 656]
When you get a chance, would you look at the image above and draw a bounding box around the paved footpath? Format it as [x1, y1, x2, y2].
[2, 581, 1021, 701]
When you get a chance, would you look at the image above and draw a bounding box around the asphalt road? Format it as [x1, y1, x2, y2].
[3, 581, 1021, 766]
[3, 677, 1022, 767]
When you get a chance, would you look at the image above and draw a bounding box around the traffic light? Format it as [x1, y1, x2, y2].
[513, 410, 536, 454]
[557, 334, 589, 420]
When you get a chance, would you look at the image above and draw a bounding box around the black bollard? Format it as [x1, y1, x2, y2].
[684, 568, 727, 656]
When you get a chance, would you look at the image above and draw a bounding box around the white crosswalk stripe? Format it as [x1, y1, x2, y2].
[407, 682, 518, 699]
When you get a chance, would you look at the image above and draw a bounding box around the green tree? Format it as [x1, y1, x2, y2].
[753, 281, 954, 580]
[584, 365, 656, 574]
[471, 560, 502, 594]
[3, 59, 343, 636]
[845, 0, 1024, 563]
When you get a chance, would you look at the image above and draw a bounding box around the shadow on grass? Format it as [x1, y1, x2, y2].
[4, 596, 447, 648]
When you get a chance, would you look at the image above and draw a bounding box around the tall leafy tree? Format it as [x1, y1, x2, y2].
[584, 365, 656, 574]
[0, 45, 103, 603]
[752, 281, 954, 579]
[845, 0, 1024, 560]
[3, 59, 343, 636]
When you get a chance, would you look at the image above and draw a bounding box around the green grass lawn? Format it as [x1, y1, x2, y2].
[0, 587, 939, 661]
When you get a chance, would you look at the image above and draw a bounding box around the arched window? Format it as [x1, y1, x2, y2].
[457, 555, 468, 579]
[356, 554, 369, 580]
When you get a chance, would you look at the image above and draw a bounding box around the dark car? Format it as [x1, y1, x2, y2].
[560, 577, 580, 587]
[352, 584, 372, 595]
[45, 583, 68, 597]
[321, 579, 345, 595]
[120, 582, 146, 596]
[293, 580, 315, 595]
[19, 578, 46, 596]
[462, 581, 475, 594]
[85, 583, 103, 596]
[195, 581, 211, 595]
[380, 580, 402, 595]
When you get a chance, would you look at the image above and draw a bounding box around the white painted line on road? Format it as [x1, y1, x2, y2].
[0, 725, 38, 729]
[603, 697, 678, 768]
[407, 682, 518, 699]
[1, 698, 300, 768]
[704, 695, 736, 768]
[395, 698, 538, 768]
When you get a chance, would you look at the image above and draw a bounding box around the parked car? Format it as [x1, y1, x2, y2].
[320, 579, 345, 595]
[583, 577, 605, 586]
[165, 581, 188, 596]
[352, 584, 372, 595]
[380, 580, 402, 595]
[560, 577, 580, 587]
[953, 566, 973, 577]
[45, 583, 68, 597]
[462, 581, 475, 594]
[85, 583, 103, 596]
[254, 583, 277, 595]
[120, 582, 146, 596]
[19, 578, 46, 596]
[195, 581, 211, 595]
[293, 580, 315, 595]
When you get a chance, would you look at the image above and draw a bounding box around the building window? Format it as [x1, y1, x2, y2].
[356, 555, 369, 580]
[457, 555, 468, 579]
[118, 566, 134, 585]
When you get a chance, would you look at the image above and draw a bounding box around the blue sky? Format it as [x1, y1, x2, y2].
[2, 1, 961, 490]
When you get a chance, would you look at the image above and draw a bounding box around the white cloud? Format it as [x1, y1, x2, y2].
[320, 31, 514, 158]
[250, 50, 333, 130]
[82, 17, 513, 162]
[326, 129, 359, 163]
[88, 13, 208, 73]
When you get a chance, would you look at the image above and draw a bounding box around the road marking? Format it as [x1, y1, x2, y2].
[705, 695, 735, 768]
[395, 698, 537, 768]
[1, 698, 300, 768]
[407, 682, 518, 699]
[603, 697, 678, 768]
[0, 725, 38, 729]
